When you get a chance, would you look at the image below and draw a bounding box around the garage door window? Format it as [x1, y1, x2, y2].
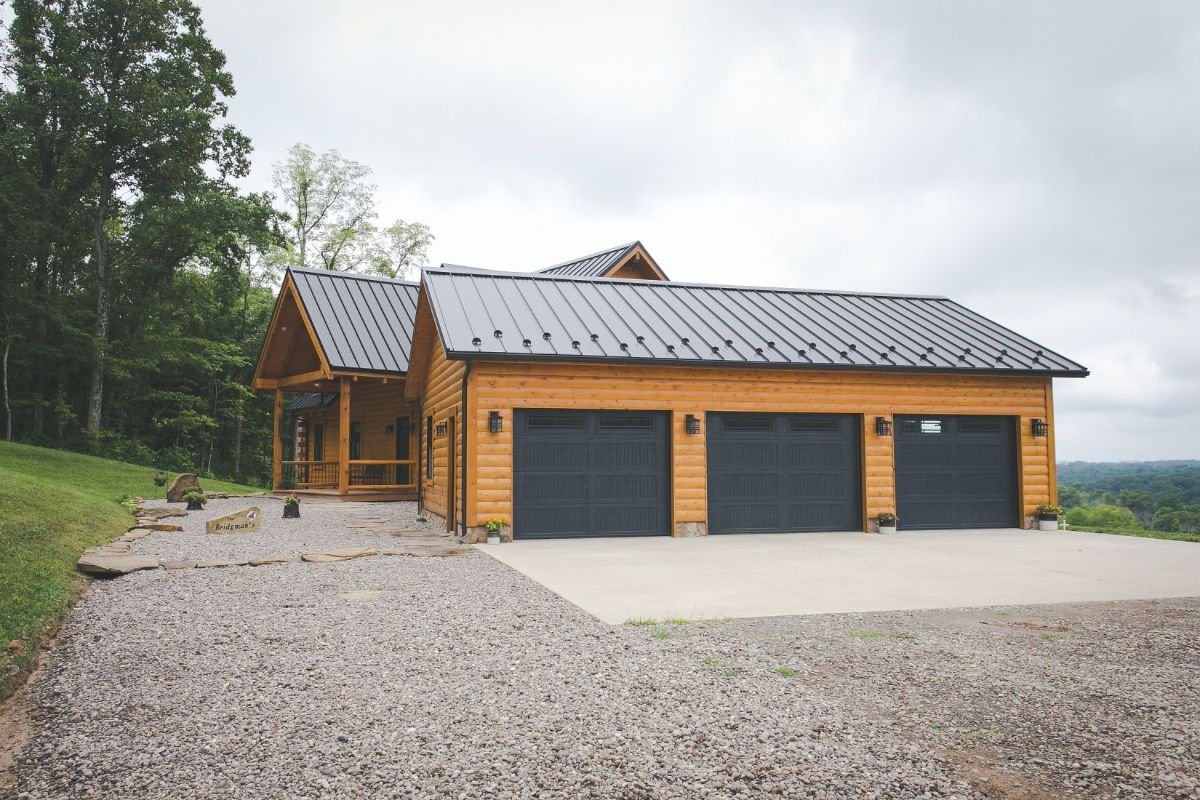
[527, 413, 585, 430]
[599, 414, 654, 430]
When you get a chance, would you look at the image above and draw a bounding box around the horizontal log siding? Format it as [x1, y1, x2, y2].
[296, 381, 414, 462]
[467, 362, 1053, 532]
[420, 339, 465, 519]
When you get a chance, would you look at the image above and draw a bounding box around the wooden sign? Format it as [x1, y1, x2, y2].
[205, 507, 261, 535]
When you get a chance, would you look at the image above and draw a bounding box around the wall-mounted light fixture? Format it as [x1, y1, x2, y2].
[1031, 418, 1048, 438]
[684, 414, 700, 435]
[435, 422, 447, 437]
[488, 411, 503, 434]
[875, 416, 892, 437]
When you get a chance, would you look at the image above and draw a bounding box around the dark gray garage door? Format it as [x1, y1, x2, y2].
[895, 415, 1018, 530]
[707, 413, 862, 534]
[514, 409, 670, 539]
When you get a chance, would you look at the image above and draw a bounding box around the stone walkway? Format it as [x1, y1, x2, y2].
[76, 497, 468, 577]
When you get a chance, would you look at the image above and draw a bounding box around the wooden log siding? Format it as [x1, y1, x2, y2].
[419, 338, 466, 520]
[294, 380, 417, 467]
[466, 361, 1055, 534]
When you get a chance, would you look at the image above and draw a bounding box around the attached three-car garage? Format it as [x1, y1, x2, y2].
[511, 408, 1021, 538]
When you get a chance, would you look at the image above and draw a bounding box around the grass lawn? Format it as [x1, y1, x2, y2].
[1068, 525, 1200, 544]
[0, 441, 262, 696]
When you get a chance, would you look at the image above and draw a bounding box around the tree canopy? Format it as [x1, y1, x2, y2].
[0, 0, 432, 484]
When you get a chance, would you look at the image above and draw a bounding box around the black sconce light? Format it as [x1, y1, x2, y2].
[435, 422, 447, 437]
[875, 416, 892, 437]
[488, 411, 503, 434]
[684, 414, 700, 435]
[1031, 418, 1048, 438]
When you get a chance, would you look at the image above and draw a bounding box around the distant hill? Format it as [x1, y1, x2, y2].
[1058, 460, 1200, 503]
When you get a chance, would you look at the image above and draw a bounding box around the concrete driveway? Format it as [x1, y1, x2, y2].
[477, 529, 1200, 623]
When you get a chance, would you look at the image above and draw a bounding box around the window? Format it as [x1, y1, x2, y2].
[425, 416, 433, 479]
[349, 421, 362, 460]
[599, 414, 653, 430]
[723, 415, 774, 432]
[311, 423, 324, 461]
[528, 413, 585, 430]
[790, 417, 838, 433]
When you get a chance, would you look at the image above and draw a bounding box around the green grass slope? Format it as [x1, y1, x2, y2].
[0, 441, 261, 695]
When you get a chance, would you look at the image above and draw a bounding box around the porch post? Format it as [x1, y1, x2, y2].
[338, 376, 350, 495]
[272, 389, 283, 491]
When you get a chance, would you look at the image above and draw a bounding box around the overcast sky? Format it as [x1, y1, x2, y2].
[197, 0, 1199, 462]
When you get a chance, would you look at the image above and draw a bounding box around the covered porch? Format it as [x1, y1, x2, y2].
[252, 267, 423, 500]
[273, 377, 418, 499]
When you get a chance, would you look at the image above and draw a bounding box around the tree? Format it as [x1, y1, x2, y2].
[0, 0, 280, 485]
[375, 219, 434, 279]
[21, 0, 251, 434]
[272, 143, 374, 272]
[271, 143, 433, 278]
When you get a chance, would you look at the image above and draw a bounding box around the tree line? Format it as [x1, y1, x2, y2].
[1058, 461, 1200, 534]
[0, 0, 430, 485]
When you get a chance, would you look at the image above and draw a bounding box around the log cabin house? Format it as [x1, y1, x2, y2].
[253, 241, 1088, 540]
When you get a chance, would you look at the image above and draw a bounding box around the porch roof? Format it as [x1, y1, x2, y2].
[290, 268, 420, 374]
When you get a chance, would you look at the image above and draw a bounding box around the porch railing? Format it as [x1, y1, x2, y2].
[280, 460, 339, 489]
[348, 460, 416, 490]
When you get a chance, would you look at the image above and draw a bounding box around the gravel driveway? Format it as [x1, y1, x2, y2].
[134, 497, 450, 563]
[10, 507, 1200, 799]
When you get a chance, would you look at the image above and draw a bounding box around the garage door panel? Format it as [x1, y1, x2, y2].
[591, 474, 661, 501]
[521, 441, 589, 470]
[896, 444, 954, 467]
[590, 441, 659, 469]
[711, 503, 780, 532]
[522, 508, 589, 537]
[708, 412, 862, 534]
[713, 441, 778, 468]
[592, 505, 662, 534]
[710, 473, 780, 501]
[897, 470, 956, 496]
[954, 443, 1005, 466]
[955, 472, 1005, 495]
[783, 442, 847, 468]
[784, 473, 846, 499]
[895, 415, 1017, 530]
[785, 502, 852, 530]
[520, 474, 590, 501]
[515, 409, 669, 539]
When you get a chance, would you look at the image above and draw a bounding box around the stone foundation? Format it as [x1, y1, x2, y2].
[673, 521, 707, 537]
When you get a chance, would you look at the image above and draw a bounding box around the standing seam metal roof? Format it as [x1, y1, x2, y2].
[421, 269, 1089, 376]
[284, 392, 337, 412]
[289, 268, 420, 373]
[537, 242, 639, 278]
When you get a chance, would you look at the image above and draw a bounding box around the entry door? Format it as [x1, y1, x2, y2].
[513, 409, 670, 539]
[311, 423, 324, 461]
[706, 413, 862, 533]
[894, 415, 1018, 529]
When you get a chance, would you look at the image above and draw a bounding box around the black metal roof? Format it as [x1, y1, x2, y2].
[284, 392, 337, 412]
[421, 269, 1088, 376]
[537, 242, 641, 278]
[289, 268, 419, 373]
